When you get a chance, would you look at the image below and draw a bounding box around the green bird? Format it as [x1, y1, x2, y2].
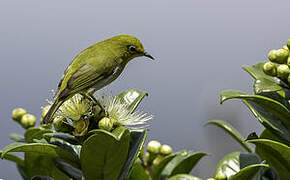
[43, 34, 154, 124]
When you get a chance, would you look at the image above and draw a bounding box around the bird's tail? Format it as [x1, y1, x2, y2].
[43, 99, 63, 124]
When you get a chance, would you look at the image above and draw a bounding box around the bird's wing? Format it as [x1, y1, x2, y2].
[66, 63, 106, 92]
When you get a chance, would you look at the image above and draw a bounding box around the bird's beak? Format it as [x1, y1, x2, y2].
[143, 51, 155, 60]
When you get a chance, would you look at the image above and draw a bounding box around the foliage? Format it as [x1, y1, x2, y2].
[2, 39, 290, 180]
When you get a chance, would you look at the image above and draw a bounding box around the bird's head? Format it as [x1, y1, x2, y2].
[109, 34, 154, 62]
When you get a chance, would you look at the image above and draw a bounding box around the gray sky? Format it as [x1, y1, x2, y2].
[0, 0, 289, 179]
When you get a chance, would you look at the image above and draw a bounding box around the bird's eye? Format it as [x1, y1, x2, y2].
[128, 45, 137, 53]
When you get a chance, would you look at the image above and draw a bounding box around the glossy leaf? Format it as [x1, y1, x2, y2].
[253, 78, 282, 94]
[239, 153, 260, 169]
[248, 139, 290, 180]
[167, 174, 202, 180]
[80, 126, 130, 180]
[152, 153, 179, 180]
[25, 152, 69, 180]
[119, 129, 147, 180]
[117, 89, 148, 113]
[9, 133, 25, 142]
[242, 63, 283, 86]
[230, 164, 269, 180]
[31, 176, 54, 180]
[126, 162, 149, 180]
[214, 152, 240, 178]
[205, 120, 252, 152]
[260, 129, 289, 145]
[43, 132, 80, 145]
[0, 150, 24, 166]
[1, 142, 80, 169]
[24, 127, 53, 143]
[161, 151, 207, 179]
[220, 90, 290, 143]
[55, 158, 83, 180]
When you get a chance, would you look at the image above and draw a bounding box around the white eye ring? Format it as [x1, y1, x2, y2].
[128, 45, 136, 53]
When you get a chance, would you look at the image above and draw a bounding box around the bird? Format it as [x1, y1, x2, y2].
[43, 34, 154, 124]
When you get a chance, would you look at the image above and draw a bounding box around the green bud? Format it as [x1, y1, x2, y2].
[41, 105, 51, 118]
[277, 64, 290, 79]
[268, 49, 278, 62]
[147, 140, 161, 154]
[215, 172, 227, 180]
[12, 108, 27, 122]
[275, 49, 289, 64]
[20, 114, 36, 129]
[263, 62, 276, 76]
[207, 178, 216, 180]
[287, 57, 290, 66]
[287, 39, 290, 50]
[98, 117, 113, 131]
[73, 119, 89, 136]
[160, 144, 173, 156]
[283, 45, 289, 50]
[53, 115, 74, 133]
[152, 156, 163, 166]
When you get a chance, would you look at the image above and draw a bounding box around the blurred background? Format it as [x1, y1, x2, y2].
[0, 0, 289, 179]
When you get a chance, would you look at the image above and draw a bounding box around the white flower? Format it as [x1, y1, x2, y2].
[99, 95, 153, 129]
[58, 94, 91, 121]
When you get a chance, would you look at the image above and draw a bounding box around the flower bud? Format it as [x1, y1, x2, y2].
[53, 115, 74, 133]
[73, 119, 89, 136]
[152, 156, 163, 166]
[283, 45, 289, 51]
[268, 49, 278, 62]
[207, 178, 216, 180]
[287, 57, 290, 66]
[12, 108, 27, 122]
[277, 64, 290, 79]
[287, 39, 290, 50]
[160, 144, 173, 156]
[275, 49, 289, 64]
[20, 114, 36, 129]
[263, 62, 276, 76]
[98, 117, 113, 131]
[215, 172, 227, 180]
[41, 105, 51, 118]
[147, 140, 161, 154]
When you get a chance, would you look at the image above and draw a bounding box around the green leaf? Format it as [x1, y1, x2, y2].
[0, 150, 24, 166]
[167, 174, 202, 180]
[215, 152, 240, 178]
[248, 139, 290, 180]
[161, 151, 207, 179]
[220, 90, 290, 143]
[205, 120, 253, 152]
[239, 153, 260, 169]
[1, 142, 80, 169]
[31, 176, 54, 180]
[24, 152, 69, 179]
[152, 153, 179, 180]
[9, 133, 25, 142]
[229, 164, 269, 180]
[17, 164, 29, 180]
[126, 162, 149, 180]
[55, 158, 83, 180]
[80, 126, 130, 180]
[242, 63, 282, 85]
[117, 89, 148, 113]
[253, 78, 282, 94]
[260, 129, 289, 145]
[24, 127, 53, 143]
[119, 129, 147, 180]
[43, 132, 80, 145]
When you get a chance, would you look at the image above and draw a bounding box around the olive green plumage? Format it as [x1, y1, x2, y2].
[43, 34, 154, 124]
